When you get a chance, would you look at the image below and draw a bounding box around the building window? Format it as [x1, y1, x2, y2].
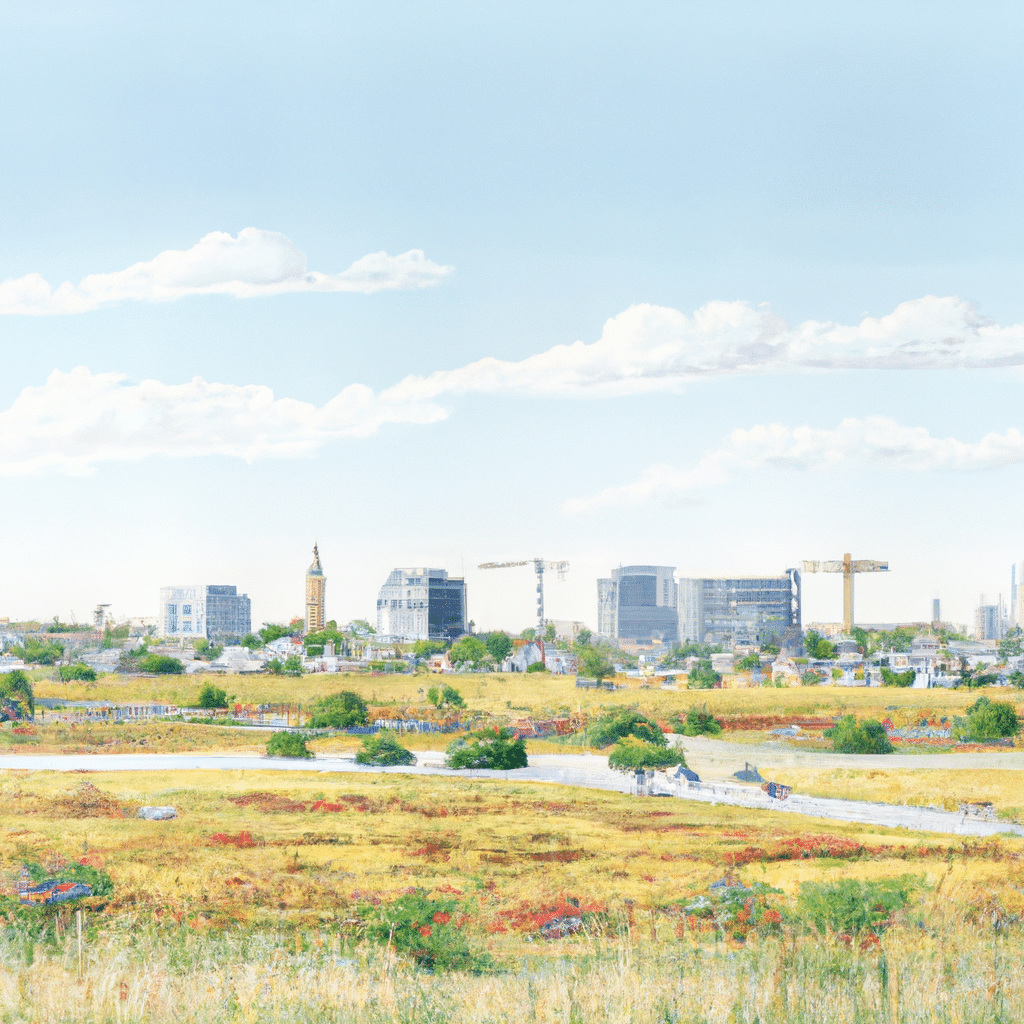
[183, 621, 192, 632]
[183, 604, 192, 615]
[167, 604, 177, 615]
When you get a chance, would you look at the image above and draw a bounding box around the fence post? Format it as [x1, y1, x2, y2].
[76, 909, 82, 979]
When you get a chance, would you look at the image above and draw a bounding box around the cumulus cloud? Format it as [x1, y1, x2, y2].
[0, 228, 453, 314]
[382, 296, 1024, 403]
[563, 417, 1024, 514]
[0, 367, 447, 475]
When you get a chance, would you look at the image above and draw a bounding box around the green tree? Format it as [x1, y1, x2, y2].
[678, 705, 722, 736]
[608, 736, 687, 771]
[13, 637, 64, 665]
[579, 647, 615, 680]
[998, 626, 1023, 660]
[259, 623, 292, 644]
[446, 727, 527, 770]
[851, 626, 871, 654]
[427, 685, 465, 709]
[265, 731, 312, 758]
[964, 697, 1020, 740]
[736, 653, 761, 671]
[197, 683, 229, 709]
[138, 654, 185, 675]
[58, 663, 97, 682]
[574, 628, 592, 647]
[484, 632, 513, 663]
[1009, 670, 1024, 688]
[266, 658, 283, 675]
[356, 730, 416, 766]
[412, 639, 448, 659]
[881, 667, 916, 687]
[0, 669, 34, 714]
[688, 659, 721, 689]
[307, 691, 369, 728]
[544, 622, 556, 641]
[826, 715, 893, 754]
[349, 618, 376, 637]
[519, 627, 536, 640]
[800, 670, 822, 686]
[283, 655, 303, 676]
[240, 632, 263, 650]
[589, 709, 666, 748]
[449, 636, 487, 667]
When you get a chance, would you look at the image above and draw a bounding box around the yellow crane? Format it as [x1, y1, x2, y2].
[801, 553, 888, 634]
[477, 558, 569, 634]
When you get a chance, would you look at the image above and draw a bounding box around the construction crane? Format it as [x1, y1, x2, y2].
[93, 604, 111, 630]
[801, 553, 888, 635]
[477, 559, 569, 634]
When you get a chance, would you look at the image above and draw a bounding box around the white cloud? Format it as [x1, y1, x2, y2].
[0, 367, 448, 476]
[382, 296, 1024, 403]
[0, 229, 453, 314]
[562, 416, 1024, 513]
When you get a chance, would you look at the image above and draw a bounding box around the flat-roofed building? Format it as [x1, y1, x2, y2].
[159, 585, 251, 640]
[596, 565, 678, 644]
[376, 568, 466, 641]
[678, 570, 801, 648]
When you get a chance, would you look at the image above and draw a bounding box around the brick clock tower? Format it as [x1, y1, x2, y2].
[305, 543, 326, 634]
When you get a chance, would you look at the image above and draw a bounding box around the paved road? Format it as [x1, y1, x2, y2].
[2, 748, 1021, 838]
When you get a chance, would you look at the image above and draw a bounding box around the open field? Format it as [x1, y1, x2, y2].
[1, 768, 1023, 1021]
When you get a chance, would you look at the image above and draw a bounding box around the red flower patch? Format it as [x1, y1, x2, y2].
[209, 831, 257, 848]
[432, 912, 451, 924]
[418, 925, 432, 938]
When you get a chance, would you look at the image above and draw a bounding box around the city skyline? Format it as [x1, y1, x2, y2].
[2, 4, 1023, 632]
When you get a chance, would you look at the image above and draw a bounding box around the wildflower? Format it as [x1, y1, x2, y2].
[432, 912, 451, 925]
[418, 925, 432, 938]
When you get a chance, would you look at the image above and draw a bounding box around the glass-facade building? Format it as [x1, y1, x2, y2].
[678, 571, 801, 647]
[596, 565, 679, 644]
[376, 568, 466, 641]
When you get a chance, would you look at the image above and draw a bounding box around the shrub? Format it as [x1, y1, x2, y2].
[446, 727, 527, 770]
[798, 875, 923, 937]
[58, 663, 97, 682]
[0, 669, 34, 713]
[283, 655, 303, 676]
[265, 731, 312, 759]
[359, 891, 492, 972]
[826, 715, 893, 754]
[307, 691, 369, 729]
[137, 654, 184, 675]
[676, 705, 722, 736]
[589, 709, 666, 748]
[608, 736, 687, 771]
[964, 697, 1020, 740]
[427, 685, 465, 709]
[449, 636, 488, 667]
[197, 683, 229, 709]
[526, 662, 546, 673]
[800, 671, 821, 686]
[688, 659, 721, 689]
[356, 730, 416, 766]
[881, 667, 916, 687]
[736, 654, 761, 672]
[24, 859, 114, 898]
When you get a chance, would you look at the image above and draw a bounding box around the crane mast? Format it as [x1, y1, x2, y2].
[477, 558, 569, 634]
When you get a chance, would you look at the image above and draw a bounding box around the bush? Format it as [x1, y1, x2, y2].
[0, 669, 34, 713]
[265, 731, 312, 758]
[800, 670, 821, 686]
[736, 653, 761, 671]
[307, 691, 369, 729]
[427, 685, 465, 709]
[484, 632, 513, 662]
[798, 875, 923, 937]
[137, 654, 184, 675]
[58, 663, 97, 682]
[359, 891, 492, 972]
[826, 715, 893, 754]
[589, 709, 666, 748]
[446, 727, 527, 770]
[13, 637, 64, 665]
[283, 655, 303, 676]
[964, 697, 1020, 740]
[881, 667, 916, 687]
[608, 736, 687, 771]
[688, 659, 721, 689]
[197, 683, 229, 709]
[24, 859, 114, 898]
[526, 662, 546, 673]
[678, 705, 722, 736]
[356, 730, 416, 766]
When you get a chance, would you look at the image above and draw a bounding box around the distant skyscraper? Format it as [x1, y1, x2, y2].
[159, 585, 250, 639]
[678, 570, 801, 648]
[597, 565, 679, 644]
[305, 544, 327, 635]
[974, 594, 1005, 641]
[376, 567, 466, 641]
[932, 598, 941, 623]
[1013, 562, 1024, 629]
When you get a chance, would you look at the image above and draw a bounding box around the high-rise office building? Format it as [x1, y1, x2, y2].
[305, 544, 327, 634]
[376, 568, 466, 641]
[678, 570, 801, 648]
[932, 598, 941, 623]
[975, 594, 1005, 641]
[159, 585, 251, 639]
[596, 565, 679, 644]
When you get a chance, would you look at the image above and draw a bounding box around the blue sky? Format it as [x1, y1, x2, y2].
[2, 1, 1023, 631]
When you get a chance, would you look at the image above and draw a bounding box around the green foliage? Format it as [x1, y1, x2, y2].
[678, 705, 722, 736]
[259, 624, 292, 644]
[349, 618, 376, 637]
[608, 736, 687, 771]
[13, 637, 64, 665]
[665, 641, 723, 664]
[265, 731, 312, 758]
[881, 667, 916, 687]
[0, 669, 34, 713]
[579, 647, 615, 680]
[58, 663, 97, 682]
[520, 627, 536, 640]
[800, 671, 821, 686]
[484, 632, 513, 662]
[963, 697, 1020, 740]
[426, 685, 465, 709]
[283, 655, 303, 676]
[874, 625, 920, 653]
[359, 891, 492, 972]
[197, 683, 229, 709]
[1009, 670, 1024, 689]
[735, 653, 761, 671]
[24, 859, 114, 898]
[526, 662, 546, 673]
[688, 659, 721, 689]
[803, 630, 837, 659]
[307, 691, 369, 729]
[355, 730, 416, 766]
[544, 622, 556, 641]
[412, 639, 449, 659]
[589, 709, 666, 748]
[574, 628, 592, 647]
[446, 727, 528, 770]
[240, 633, 263, 650]
[998, 626, 1023, 660]
[759, 642, 780, 655]
[826, 715, 893, 754]
[265, 658, 283, 675]
[797, 875, 923, 937]
[850, 626, 871, 653]
[138, 654, 185, 675]
[449, 636, 488, 666]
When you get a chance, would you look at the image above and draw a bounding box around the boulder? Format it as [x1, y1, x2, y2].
[137, 806, 177, 820]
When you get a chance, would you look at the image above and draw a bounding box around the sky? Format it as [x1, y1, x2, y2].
[2, 1, 1024, 633]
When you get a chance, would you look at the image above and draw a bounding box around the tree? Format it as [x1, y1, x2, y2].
[259, 623, 292, 644]
[825, 715, 893, 754]
[356, 730, 416, 766]
[881, 667, 916, 687]
[579, 647, 615, 680]
[0, 669, 34, 714]
[608, 736, 687, 771]
[446, 727, 527, 770]
[800, 670, 822, 686]
[520, 627, 536, 640]
[283, 655, 303, 676]
[58, 663, 97, 682]
[449, 636, 487, 667]
[138, 654, 185, 675]
[589, 709, 666, 748]
[544, 622, 556, 641]
[266, 731, 312, 758]
[13, 637, 64, 665]
[484, 632, 513, 663]
[349, 619, 376, 637]
[412, 639, 448, 659]
[266, 658, 284, 675]
[307, 691, 369, 729]
[998, 626, 1023, 661]
[964, 697, 1020, 740]
[197, 683, 229, 709]
[678, 705, 722, 736]
[575, 628, 592, 647]
[427, 685, 465, 709]
[688, 659, 721, 689]
[736, 653, 761, 672]
[1009, 671, 1024, 689]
